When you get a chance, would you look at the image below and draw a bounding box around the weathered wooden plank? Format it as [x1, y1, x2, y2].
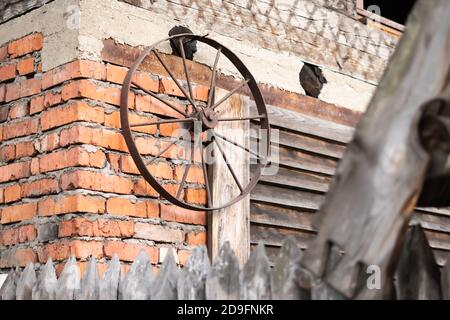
[119, 250, 153, 300]
[0, 0, 53, 24]
[32, 258, 57, 300]
[301, 0, 450, 299]
[76, 257, 100, 300]
[255, 166, 331, 193]
[177, 246, 210, 300]
[250, 225, 314, 248]
[205, 242, 240, 300]
[271, 237, 311, 300]
[442, 252, 450, 299]
[240, 243, 271, 300]
[251, 183, 324, 210]
[250, 202, 317, 232]
[250, 124, 345, 159]
[55, 256, 81, 300]
[0, 268, 18, 300]
[152, 249, 179, 300]
[99, 255, 121, 300]
[395, 225, 441, 300]
[256, 144, 337, 176]
[16, 262, 36, 300]
[416, 207, 450, 217]
[249, 102, 355, 143]
[209, 89, 250, 268]
[411, 211, 450, 234]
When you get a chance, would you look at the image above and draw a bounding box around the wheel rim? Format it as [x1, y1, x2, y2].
[120, 34, 270, 211]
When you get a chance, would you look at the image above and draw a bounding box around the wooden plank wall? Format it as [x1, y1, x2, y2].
[249, 101, 450, 268]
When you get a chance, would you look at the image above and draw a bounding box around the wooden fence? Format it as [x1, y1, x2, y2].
[1, 225, 449, 300]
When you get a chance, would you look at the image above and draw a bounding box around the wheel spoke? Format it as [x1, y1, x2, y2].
[153, 50, 201, 113]
[146, 138, 179, 165]
[218, 115, 266, 122]
[131, 80, 188, 117]
[207, 48, 221, 109]
[213, 130, 266, 161]
[179, 38, 195, 104]
[212, 133, 244, 193]
[130, 118, 195, 128]
[211, 79, 250, 111]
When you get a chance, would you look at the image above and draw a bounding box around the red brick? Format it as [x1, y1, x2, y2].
[133, 178, 159, 197]
[0, 228, 18, 246]
[17, 57, 35, 76]
[8, 33, 43, 58]
[20, 78, 41, 98]
[134, 222, 184, 243]
[59, 125, 128, 152]
[106, 197, 148, 218]
[70, 240, 104, 259]
[15, 141, 36, 158]
[160, 204, 206, 225]
[0, 46, 7, 62]
[0, 84, 5, 102]
[174, 165, 205, 184]
[59, 217, 134, 238]
[36, 132, 60, 152]
[38, 194, 105, 217]
[3, 118, 39, 140]
[0, 63, 16, 82]
[104, 110, 156, 135]
[18, 225, 37, 243]
[30, 95, 44, 114]
[186, 231, 207, 245]
[184, 188, 207, 205]
[0, 160, 31, 183]
[37, 242, 70, 263]
[5, 82, 20, 102]
[30, 158, 39, 175]
[40, 101, 104, 131]
[8, 100, 28, 119]
[60, 170, 133, 194]
[0, 144, 15, 162]
[1, 202, 37, 224]
[38, 146, 105, 173]
[22, 178, 58, 198]
[2, 248, 36, 267]
[107, 153, 120, 173]
[106, 64, 159, 92]
[135, 94, 185, 118]
[104, 241, 158, 263]
[61, 79, 134, 108]
[177, 249, 191, 266]
[120, 156, 173, 179]
[159, 78, 185, 97]
[193, 84, 209, 102]
[4, 184, 21, 203]
[42, 60, 106, 90]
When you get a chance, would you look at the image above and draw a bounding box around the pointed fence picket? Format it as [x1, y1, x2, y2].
[1, 225, 449, 300]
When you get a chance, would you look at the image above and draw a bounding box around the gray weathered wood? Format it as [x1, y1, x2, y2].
[76, 257, 100, 300]
[0, 268, 19, 300]
[251, 224, 314, 249]
[240, 243, 271, 300]
[55, 256, 81, 300]
[0, 0, 54, 24]
[16, 262, 36, 300]
[119, 250, 153, 300]
[301, 0, 450, 299]
[209, 89, 250, 268]
[206, 242, 240, 300]
[395, 225, 442, 300]
[99, 255, 121, 300]
[311, 278, 346, 300]
[441, 252, 450, 300]
[177, 246, 210, 300]
[152, 250, 179, 300]
[32, 258, 57, 300]
[271, 237, 310, 300]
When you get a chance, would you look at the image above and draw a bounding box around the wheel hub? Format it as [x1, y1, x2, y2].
[199, 108, 219, 130]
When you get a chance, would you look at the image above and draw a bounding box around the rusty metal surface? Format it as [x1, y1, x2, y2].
[120, 34, 270, 211]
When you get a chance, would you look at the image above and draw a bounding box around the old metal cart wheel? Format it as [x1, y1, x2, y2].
[120, 33, 270, 211]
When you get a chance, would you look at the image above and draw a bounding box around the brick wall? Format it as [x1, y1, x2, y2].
[0, 33, 208, 275]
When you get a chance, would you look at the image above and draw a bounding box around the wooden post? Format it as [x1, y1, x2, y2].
[208, 88, 250, 268]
